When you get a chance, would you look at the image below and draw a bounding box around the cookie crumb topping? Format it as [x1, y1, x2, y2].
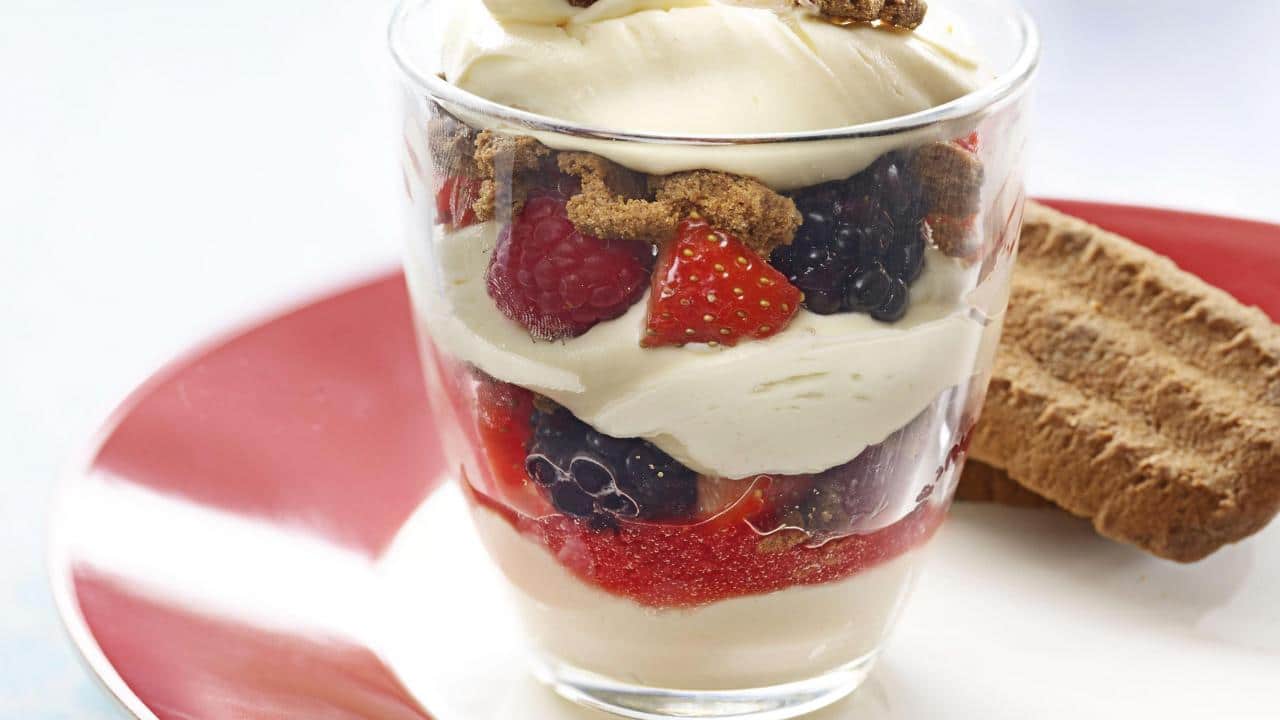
[653, 172, 801, 255]
[468, 129, 800, 251]
[808, 0, 928, 29]
[471, 131, 554, 221]
[911, 140, 983, 259]
[912, 141, 983, 216]
[559, 152, 680, 244]
[426, 112, 478, 178]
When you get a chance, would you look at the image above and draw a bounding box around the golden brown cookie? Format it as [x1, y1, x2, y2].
[968, 201, 1280, 562]
[955, 460, 1053, 508]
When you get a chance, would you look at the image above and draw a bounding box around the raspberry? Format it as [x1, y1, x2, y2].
[642, 218, 802, 348]
[771, 151, 927, 322]
[487, 194, 652, 340]
[435, 175, 481, 229]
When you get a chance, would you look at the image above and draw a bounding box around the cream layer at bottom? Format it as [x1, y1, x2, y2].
[470, 505, 924, 690]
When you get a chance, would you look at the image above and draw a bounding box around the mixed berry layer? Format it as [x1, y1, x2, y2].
[427, 118, 983, 348]
[468, 482, 944, 608]
[461, 371, 958, 608]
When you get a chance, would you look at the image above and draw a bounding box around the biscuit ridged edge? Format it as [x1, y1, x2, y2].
[968, 201, 1280, 562]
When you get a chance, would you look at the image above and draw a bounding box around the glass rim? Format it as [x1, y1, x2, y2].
[388, 0, 1040, 145]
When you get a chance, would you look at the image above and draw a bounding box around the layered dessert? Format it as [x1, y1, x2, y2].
[393, 0, 1029, 703]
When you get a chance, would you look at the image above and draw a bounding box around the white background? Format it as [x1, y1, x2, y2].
[3, 1, 1279, 716]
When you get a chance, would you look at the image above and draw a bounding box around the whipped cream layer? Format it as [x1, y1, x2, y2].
[405, 219, 994, 478]
[441, 0, 981, 134]
[397, 0, 987, 187]
[472, 504, 920, 689]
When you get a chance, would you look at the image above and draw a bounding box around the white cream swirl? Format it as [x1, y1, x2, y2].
[396, 0, 987, 187]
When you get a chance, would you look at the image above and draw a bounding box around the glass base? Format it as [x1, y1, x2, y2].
[530, 652, 876, 720]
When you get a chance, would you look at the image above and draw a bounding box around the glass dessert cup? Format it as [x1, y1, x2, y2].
[392, 1, 1037, 717]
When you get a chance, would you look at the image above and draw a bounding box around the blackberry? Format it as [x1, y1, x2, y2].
[777, 404, 943, 538]
[778, 456, 890, 537]
[525, 404, 697, 524]
[771, 151, 928, 322]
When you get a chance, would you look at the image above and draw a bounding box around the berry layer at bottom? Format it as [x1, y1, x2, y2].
[467, 466, 946, 608]
[469, 501, 928, 690]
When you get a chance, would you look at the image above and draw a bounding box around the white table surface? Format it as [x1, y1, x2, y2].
[3, 1, 1278, 717]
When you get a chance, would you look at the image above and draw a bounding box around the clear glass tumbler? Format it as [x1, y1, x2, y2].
[392, 2, 1037, 717]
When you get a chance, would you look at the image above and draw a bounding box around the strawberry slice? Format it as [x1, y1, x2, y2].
[642, 218, 802, 348]
[435, 174, 481, 228]
[476, 376, 534, 439]
[472, 375, 554, 518]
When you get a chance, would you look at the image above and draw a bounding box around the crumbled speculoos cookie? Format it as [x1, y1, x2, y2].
[810, 0, 928, 29]
[473, 173, 531, 223]
[555, 150, 800, 252]
[426, 112, 478, 178]
[912, 141, 983, 259]
[651, 171, 801, 255]
[470, 131, 554, 221]
[558, 153, 679, 244]
[912, 141, 983, 216]
[558, 151, 649, 199]
[467, 131, 799, 251]
[878, 0, 927, 29]
[814, 0, 883, 22]
[926, 213, 980, 260]
[473, 131, 551, 179]
[472, 184, 503, 223]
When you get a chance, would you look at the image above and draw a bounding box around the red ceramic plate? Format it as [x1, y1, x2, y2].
[50, 202, 1280, 720]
